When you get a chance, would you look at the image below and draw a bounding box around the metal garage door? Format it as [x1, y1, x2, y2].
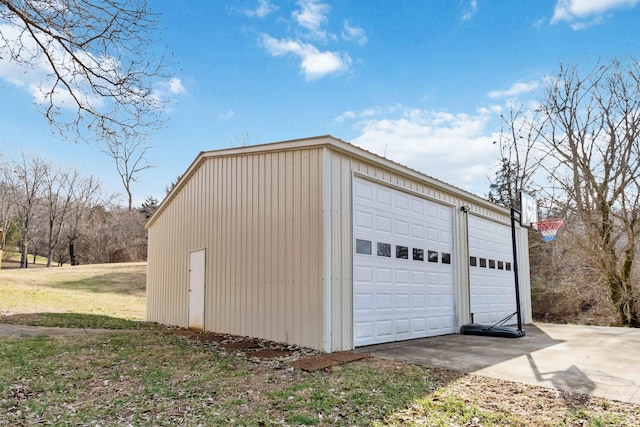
[352, 177, 456, 347]
[467, 215, 516, 324]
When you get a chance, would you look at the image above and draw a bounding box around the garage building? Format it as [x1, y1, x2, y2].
[146, 135, 532, 352]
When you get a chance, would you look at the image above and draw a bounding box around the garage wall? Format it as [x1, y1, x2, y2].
[148, 147, 326, 350]
[147, 172, 200, 327]
[324, 144, 530, 351]
[148, 136, 531, 353]
[326, 147, 462, 351]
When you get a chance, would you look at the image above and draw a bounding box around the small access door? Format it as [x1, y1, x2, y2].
[188, 248, 206, 331]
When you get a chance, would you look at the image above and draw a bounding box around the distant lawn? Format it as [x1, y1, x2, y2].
[0, 262, 147, 321]
[2, 251, 49, 268]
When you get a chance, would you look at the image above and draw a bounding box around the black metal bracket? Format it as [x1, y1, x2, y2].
[511, 206, 524, 333]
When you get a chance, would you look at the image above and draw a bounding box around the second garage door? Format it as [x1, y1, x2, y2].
[352, 177, 456, 347]
[468, 214, 516, 325]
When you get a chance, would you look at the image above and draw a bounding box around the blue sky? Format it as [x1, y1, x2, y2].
[1, 0, 640, 206]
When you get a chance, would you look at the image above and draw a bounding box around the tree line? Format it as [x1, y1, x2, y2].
[2, 1, 637, 327]
[0, 153, 157, 268]
[488, 58, 640, 327]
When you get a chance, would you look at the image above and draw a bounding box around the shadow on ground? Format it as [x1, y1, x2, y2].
[355, 325, 562, 372]
[356, 324, 640, 404]
[0, 312, 158, 330]
[44, 272, 146, 295]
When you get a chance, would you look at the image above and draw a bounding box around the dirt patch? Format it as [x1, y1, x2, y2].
[326, 351, 370, 363]
[221, 340, 262, 350]
[163, 330, 227, 342]
[164, 329, 197, 337]
[250, 349, 294, 359]
[291, 351, 371, 371]
[165, 329, 322, 367]
[193, 333, 227, 343]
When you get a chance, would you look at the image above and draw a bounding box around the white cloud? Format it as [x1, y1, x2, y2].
[461, 0, 478, 21]
[0, 23, 105, 110]
[335, 105, 401, 122]
[568, 15, 607, 30]
[243, 0, 277, 18]
[151, 77, 185, 106]
[342, 20, 368, 45]
[487, 81, 540, 99]
[533, 17, 547, 27]
[551, 0, 639, 28]
[335, 111, 357, 122]
[348, 107, 500, 196]
[255, 0, 362, 80]
[0, 20, 183, 113]
[217, 109, 235, 120]
[292, 0, 331, 40]
[168, 78, 185, 95]
[259, 34, 350, 80]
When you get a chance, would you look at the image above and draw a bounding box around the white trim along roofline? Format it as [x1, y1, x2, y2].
[146, 135, 510, 228]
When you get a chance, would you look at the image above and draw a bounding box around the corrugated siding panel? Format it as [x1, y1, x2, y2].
[147, 147, 325, 350]
[148, 138, 531, 352]
[325, 148, 527, 351]
[146, 171, 201, 327]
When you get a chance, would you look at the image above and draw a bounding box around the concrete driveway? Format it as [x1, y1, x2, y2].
[356, 323, 640, 404]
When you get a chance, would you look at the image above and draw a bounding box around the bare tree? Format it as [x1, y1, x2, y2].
[1, 152, 145, 267]
[488, 105, 546, 208]
[101, 136, 152, 210]
[536, 59, 640, 327]
[0, 0, 170, 142]
[79, 206, 147, 263]
[64, 174, 111, 265]
[0, 170, 15, 251]
[41, 166, 82, 267]
[0, 157, 11, 251]
[2, 153, 49, 268]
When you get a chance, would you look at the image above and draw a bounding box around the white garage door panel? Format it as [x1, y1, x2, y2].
[468, 215, 515, 324]
[353, 177, 456, 347]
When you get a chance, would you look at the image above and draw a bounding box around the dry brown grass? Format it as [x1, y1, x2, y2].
[1, 261, 639, 425]
[0, 262, 147, 320]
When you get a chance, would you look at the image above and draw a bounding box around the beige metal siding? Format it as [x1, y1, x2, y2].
[147, 148, 325, 350]
[146, 173, 203, 327]
[325, 147, 529, 351]
[147, 136, 531, 353]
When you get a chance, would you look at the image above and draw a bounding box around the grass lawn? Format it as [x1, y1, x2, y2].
[0, 262, 147, 320]
[1, 262, 639, 426]
[2, 250, 49, 267]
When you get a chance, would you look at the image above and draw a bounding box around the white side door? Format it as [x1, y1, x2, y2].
[188, 248, 206, 331]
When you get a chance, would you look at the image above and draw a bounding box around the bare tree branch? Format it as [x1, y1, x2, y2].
[100, 136, 152, 209]
[536, 59, 640, 326]
[0, 0, 171, 142]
